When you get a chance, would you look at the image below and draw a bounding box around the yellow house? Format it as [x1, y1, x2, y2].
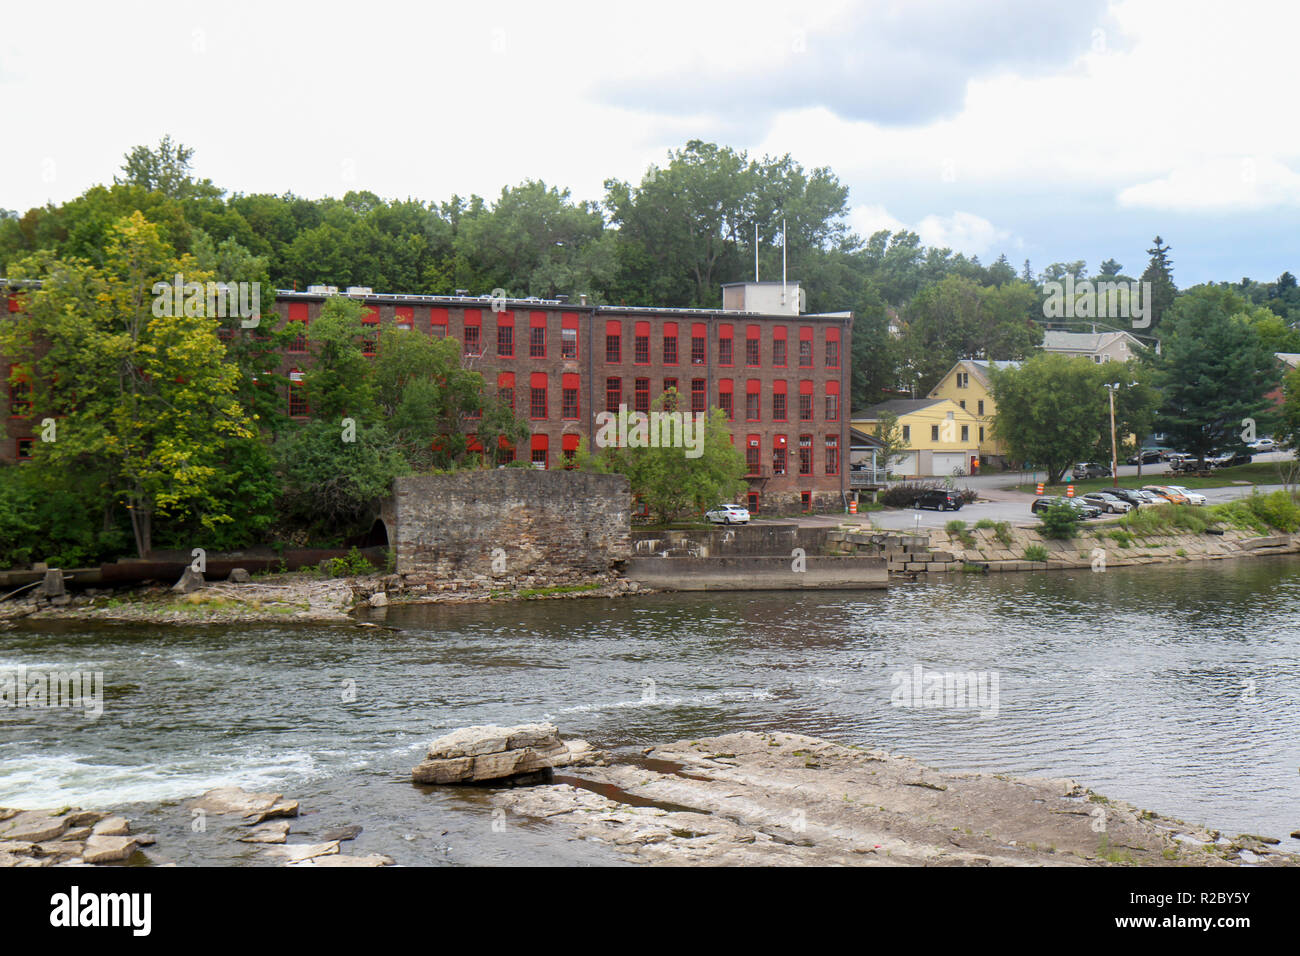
[852, 398, 982, 478]
[927, 359, 1021, 465]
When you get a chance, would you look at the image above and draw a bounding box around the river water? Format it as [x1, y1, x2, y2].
[2, 557, 1298, 865]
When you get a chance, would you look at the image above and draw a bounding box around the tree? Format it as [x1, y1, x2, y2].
[116, 135, 222, 200]
[1142, 236, 1177, 333]
[871, 411, 908, 475]
[1, 212, 259, 556]
[988, 354, 1113, 484]
[1152, 287, 1280, 467]
[581, 391, 746, 524]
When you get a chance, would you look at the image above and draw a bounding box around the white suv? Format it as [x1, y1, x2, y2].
[705, 503, 751, 525]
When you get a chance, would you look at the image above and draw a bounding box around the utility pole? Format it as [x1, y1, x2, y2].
[1108, 384, 1119, 488]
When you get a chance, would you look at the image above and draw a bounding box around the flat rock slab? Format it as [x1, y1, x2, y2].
[238, 820, 291, 844]
[0, 810, 68, 844]
[92, 815, 130, 836]
[262, 841, 340, 864]
[190, 787, 299, 824]
[320, 825, 362, 842]
[493, 730, 1300, 868]
[289, 853, 395, 867]
[83, 835, 138, 864]
[413, 723, 602, 784]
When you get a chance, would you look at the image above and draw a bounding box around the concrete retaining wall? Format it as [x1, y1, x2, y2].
[630, 523, 829, 558]
[625, 554, 887, 590]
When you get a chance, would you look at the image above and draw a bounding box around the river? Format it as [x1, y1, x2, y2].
[2, 556, 1298, 865]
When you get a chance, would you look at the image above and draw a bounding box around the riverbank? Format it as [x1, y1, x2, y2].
[0, 568, 648, 627]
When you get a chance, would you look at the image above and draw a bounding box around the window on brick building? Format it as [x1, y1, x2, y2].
[361, 305, 380, 356]
[606, 377, 621, 412]
[8, 366, 32, 417]
[690, 378, 705, 414]
[431, 307, 449, 338]
[662, 378, 677, 407]
[463, 309, 482, 356]
[634, 322, 650, 364]
[562, 373, 579, 420]
[561, 313, 578, 359]
[773, 435, 787, 476]
[395, 306, 414, 332]
[605, 320, 621, 363]
[798, 435, 812, 475]
[745, 326, 760, 366]
[745, 380, 761, 421]
[531, 434, 548, 470]
[718, 324, 734, 366]
[16, 436, 34, 460]
[691, 324, 706, 365]
[288, 370, 308, 418]
[745, 435, 761, 476]
[530, 372, 548, 419]
[799, 380, 813, 421]
[497, 313, 514, 357]
[562, 433, 579, 469]
[498, 372, 515, 412]
[825, 435, 839, 475]
[719, 379, 733, 420]
[772, 380, 787, 421]
[826, 327, 840, 368]
[825, 381, 840, 421]
[662, 322, 678, 365]
[287, 302, 309, 352]
[798, 327, 813, 367]
[634, 377, 650, 413]
[801, 491, 812, 512]
[529, 312, 547, 358]
[773, 326, 787, 368]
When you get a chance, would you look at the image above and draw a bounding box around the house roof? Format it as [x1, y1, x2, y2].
[1041, 329, 1140, 353]
[849, 427, 885, 449]
[853, 398, 948, 419]
[931, 358, 1022, 392]
[1276, 352, 1300, 369]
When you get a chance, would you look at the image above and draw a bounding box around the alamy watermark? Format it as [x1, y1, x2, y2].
[1, 666, 104, 719]
[890, 664, 999, 717]
[151, 273, 260, 327]
[594, 404, 706, 459]
[1042, 276, 1152, 329]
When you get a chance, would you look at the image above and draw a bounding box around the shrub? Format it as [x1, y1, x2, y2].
[992, 521, 1014, 546]
[1024, 544, 1049, 562]
[880, 481, 978, 508]
[974, 518, 996, 529]
[328, 547, 377, 577]
[1037, 501, 1081, 540]
[945, 519, 968, 533]
[1108, 529, 1132, 548]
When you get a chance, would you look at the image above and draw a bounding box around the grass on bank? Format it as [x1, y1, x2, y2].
[1108, 489, 1300, 539]
[1015, 461, 1285, 496]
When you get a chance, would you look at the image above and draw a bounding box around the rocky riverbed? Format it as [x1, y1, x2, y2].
[492, 731, 1297, 866]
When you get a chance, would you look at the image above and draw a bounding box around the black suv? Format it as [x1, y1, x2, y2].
[913, 489, 964, 511]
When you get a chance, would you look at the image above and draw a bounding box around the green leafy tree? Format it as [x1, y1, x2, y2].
[988, 354, 1112, 484]
[1152, 287, 1280, 466]
[872, 410, 908, 474]
[1142, 236, 1177, 333]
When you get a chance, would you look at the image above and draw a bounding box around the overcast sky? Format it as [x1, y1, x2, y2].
[3, 0, 1297, 286]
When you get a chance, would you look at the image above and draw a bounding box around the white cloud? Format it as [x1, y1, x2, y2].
[916, 211, 1011, 257]
[1117, 157, 1300, 212]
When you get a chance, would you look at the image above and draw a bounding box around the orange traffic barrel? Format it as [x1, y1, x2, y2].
[849, 499, 858, 515]
[1036, 482, 1044, 495]
[1066, 484, 1075, 497]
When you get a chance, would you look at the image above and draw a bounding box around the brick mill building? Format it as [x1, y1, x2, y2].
[4, 279, 852, 514]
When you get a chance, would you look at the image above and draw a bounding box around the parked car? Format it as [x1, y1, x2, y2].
[1081, 492, 1133, 514]
[1248, 437, 1277, 452]
[913, 489, 964, 511]
[1162, 485, 1206, 506]
[1108, 488, 1150, 507]
[1031, 496, 1102, 519]
[1143, 485, 1190, 505]
[1129, 489, 1169, 505]
[1072, 462, 1110, 480]
[1126, 449, 1164, 465]
[1210, 451, 1253, 468]
[705, 503, 751, 525]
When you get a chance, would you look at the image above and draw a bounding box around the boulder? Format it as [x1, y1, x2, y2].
[189, 787, 299, 824]
[238, 820, 291, 844]
[38, 569, 65, 598]
[91, 815, 130, 836]
[261, 840, 339, 863]
[369, 592, 389, 608]
[227, 568, 252, 583]
[291, 853, 394, 867]
[320, 824, 362, 842]
[0, 810, 68, 843]
[82, 835, 138, 864]
[411, 723, 587, 784]
[171, 568, 206, 594]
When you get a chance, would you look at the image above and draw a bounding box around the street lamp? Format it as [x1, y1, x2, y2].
[1103, 381, 1139, 488]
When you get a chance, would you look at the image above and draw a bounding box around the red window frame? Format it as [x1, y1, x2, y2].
[634, 322, 650, 365]
[498, 372, 515, 411]
[529, 371, 548, 420]
[773, 434, 787, 476]
[773, 326, 788, 368]
[361, 305, 380, 357]
[772, 380, 787, 422]
[825, 435, 840, 475]
[745, 325, 761, 367]
[288, 369, 309, 418]
[662, 322, 678, 366]
[16, 436, 34, 461]
[561, 433, 579, 469]
[561, 373, 580, 420]
[463, 309, 483, 356]
[395, 305, 414, 332]
[745, 379, 761, 421]
[799, 434, 813, 475]
[745, 434, 761, 476]
[690, 378, 706, 414]
[529, 312, 547, 358]
[663, 377, 678, 405]
[718, 379, 733, 420]
[799, 380, 814, 421]
[8, 365, 32, 418]
[561, 312, 579, 360]
[530, 433, 548, 470]
[497, 311, 515, 357]
[634, 377, 650, 413]
[606, 376, 621, 412]
[798, 326, 814, 368]
[287, 302, 309, 353]
[431, 307, 449, 338]
[718, 324, 734, 366]
[826, 380, 840, 421]
[826, 326, 841, 368]
[691, 323, 706, 365]
[606, 320, 622, 363]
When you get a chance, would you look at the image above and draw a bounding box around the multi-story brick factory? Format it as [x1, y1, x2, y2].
[4, 279, 852, 513]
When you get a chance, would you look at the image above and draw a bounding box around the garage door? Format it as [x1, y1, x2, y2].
[931, 453, 970, 476]
[891, 452, 917, 476]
